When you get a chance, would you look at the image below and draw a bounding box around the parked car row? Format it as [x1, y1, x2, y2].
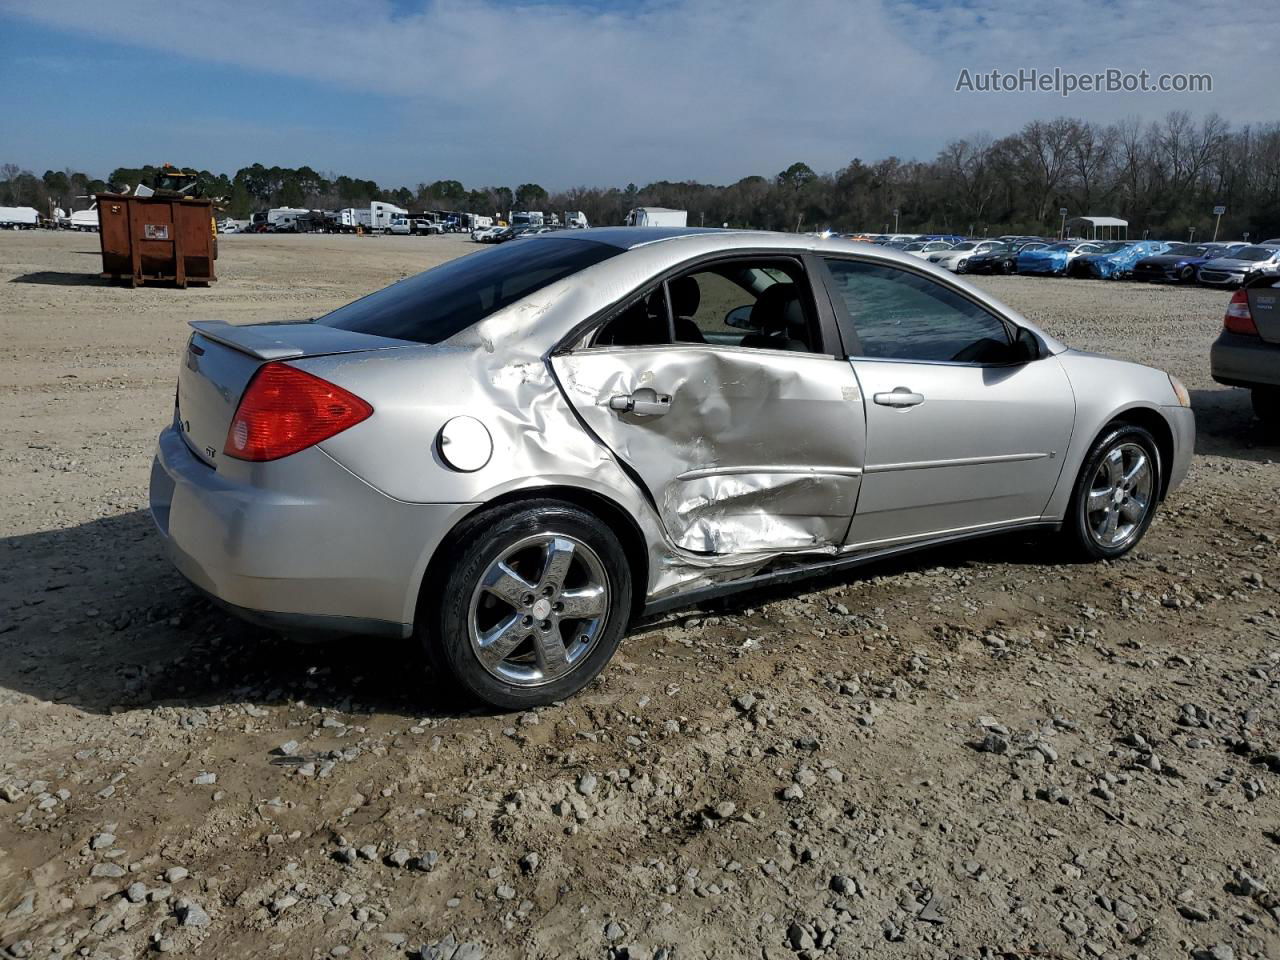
[472, 224, 563, 244]
[849, 232, 1280, 287]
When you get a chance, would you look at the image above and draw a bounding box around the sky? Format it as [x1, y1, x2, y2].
[0, 0, 1269, 190]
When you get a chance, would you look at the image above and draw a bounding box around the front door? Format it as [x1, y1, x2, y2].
[551, 257, 866, 556]
[820, 257, 1075, 547]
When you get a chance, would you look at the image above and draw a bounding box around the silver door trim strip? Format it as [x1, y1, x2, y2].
[844, 515, 1043, 551]
[863, 451, 1048, 474]
[676, 464, 864, 481]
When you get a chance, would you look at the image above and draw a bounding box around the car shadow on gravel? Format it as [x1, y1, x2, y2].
[1191, 387, 1279, 462]
[0, 510, 464, 719]
[10, 270, 115, 287]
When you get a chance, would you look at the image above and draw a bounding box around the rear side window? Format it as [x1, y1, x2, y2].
[317, 238, 620, 344]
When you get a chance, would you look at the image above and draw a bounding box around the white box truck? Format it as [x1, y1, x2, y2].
[336, 207, 373, 232]
[0, 206, 40, 229]
[625, 207, 687, 227]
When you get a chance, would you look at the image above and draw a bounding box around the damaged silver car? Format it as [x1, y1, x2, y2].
[150, 228, 1195, 708]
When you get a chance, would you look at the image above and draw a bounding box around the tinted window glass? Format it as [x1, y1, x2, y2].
[824, 259, 1012, 363]
[317, 238, 620, 344]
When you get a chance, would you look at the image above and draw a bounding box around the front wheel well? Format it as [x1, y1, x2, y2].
[1102, 407, 1175, 500]
[413, 487, 650, 632]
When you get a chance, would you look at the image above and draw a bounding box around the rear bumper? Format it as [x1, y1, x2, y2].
[149, 426, 477, 638]
[1210, 331, 1280, 389]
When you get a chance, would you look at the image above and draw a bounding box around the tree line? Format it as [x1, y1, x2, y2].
[4, 112, 1279, 239]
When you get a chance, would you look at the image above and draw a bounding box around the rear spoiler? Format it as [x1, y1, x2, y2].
[189, 320, 306, 360]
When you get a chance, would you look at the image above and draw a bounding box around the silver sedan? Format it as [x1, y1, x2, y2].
[151, 228, 1195, 708]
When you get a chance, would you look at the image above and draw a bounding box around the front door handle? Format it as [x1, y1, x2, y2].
[609, 388, 672, 417]
[873, 387, 925, 408]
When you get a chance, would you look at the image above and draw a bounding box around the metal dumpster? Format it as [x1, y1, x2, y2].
[97, 193, 218, 288]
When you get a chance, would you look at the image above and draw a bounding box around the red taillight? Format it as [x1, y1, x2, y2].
[1224, 289, 1258, 336]
[224, 363, 372, 462]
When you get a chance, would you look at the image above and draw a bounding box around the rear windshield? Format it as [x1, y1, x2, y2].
[316, 238, 620, 344]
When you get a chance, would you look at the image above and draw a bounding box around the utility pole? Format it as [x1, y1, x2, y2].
[1059, 207, 1068, 240]
[1188, 226, 1195, 243]
[892, 208, 899, 233]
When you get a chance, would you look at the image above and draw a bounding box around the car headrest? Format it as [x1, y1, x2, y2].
[669, 275, 701, 318]
[749, 282, 804, 334]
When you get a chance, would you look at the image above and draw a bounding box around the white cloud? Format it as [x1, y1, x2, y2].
[0, 0, 1267, 185]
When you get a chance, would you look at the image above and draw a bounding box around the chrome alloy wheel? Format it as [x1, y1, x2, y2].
[468, 534, 610, 686]
[1085, 442, 1154, 549]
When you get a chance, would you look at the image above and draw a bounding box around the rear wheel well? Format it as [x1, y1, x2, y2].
[414, 487, 649, 632]
[1104, 407, 1174, 499]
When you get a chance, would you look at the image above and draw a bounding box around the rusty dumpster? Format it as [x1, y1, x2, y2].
[96, 193, 218, 288]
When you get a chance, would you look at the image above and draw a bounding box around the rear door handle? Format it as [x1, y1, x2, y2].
[873, 387, 924, 408]
[609, 388, 672, 417]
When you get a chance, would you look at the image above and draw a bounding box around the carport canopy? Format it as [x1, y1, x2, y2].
[1066, 216, 1128, 241]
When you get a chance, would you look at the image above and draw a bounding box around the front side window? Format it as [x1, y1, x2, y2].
[317, 238, 621, 344]
[824, 259, 1012, 364]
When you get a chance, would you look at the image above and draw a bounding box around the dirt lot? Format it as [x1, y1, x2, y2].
[1, 232, 1277, 960]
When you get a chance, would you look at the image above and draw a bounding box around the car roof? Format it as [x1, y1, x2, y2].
[456, 227, 1066, 357]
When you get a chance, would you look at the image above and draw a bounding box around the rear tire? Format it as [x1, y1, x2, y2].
[1061, 424, 1161, 561]
[426, 500, 632, 710]
[1253, 388, 1280, 424]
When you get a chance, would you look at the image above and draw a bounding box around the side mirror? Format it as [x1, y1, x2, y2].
[724, 304, 756, 329]
[1012, 327, 1042, 363]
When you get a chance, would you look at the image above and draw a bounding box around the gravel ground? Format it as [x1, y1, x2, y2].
[0, 232, 1277, 960]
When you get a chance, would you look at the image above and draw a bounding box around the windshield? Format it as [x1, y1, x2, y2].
[1166, 244, 1204, 256]
[1093, 242, 1130, 254]
[947, 242, 977, 252]
[1234, 246, 1277, 262]
[316, 238, 621, 344]
[1045, 243, 1073, 251]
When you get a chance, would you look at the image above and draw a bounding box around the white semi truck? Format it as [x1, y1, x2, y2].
[624, 207, 688, 227]
[370, 201, 407, 232]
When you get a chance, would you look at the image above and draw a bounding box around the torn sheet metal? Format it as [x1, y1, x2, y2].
[550, 344, 865, 557]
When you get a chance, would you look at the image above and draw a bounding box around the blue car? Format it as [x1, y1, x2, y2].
[1132, 242, 1247, 283]
[1068, 240, 1171, 280]
[1016, 240, 1102, 275]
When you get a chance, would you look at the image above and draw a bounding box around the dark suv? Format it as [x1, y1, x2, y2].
[1211, 271, 1280, 422]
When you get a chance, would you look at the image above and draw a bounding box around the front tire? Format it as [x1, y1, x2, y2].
[1062, 424, 1161, 560]
[427, 501, 632, 709]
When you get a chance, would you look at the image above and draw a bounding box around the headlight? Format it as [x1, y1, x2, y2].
[1168, 374, 1191, 408]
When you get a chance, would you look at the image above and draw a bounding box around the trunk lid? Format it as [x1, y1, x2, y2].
[1247, 280, 1280, 344]
[176, 321, 409, 468]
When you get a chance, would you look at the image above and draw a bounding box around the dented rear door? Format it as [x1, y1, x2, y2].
[551, 345, 866, 555]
